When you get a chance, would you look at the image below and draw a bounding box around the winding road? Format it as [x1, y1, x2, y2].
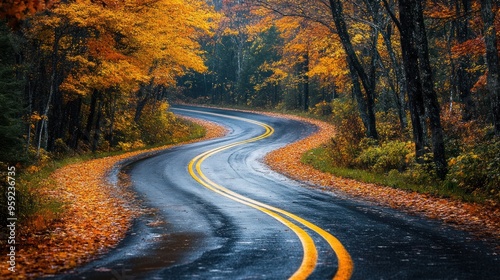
[55, 106, 499, 280]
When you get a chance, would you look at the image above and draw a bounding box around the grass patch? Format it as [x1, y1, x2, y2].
[301, 146, 486, 204]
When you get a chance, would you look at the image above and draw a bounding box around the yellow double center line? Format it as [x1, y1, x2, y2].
[181, 109, 353, 279]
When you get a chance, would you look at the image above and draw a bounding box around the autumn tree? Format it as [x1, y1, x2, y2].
[328, 0, 378, 139]
[381, 0, 447, 177]
[13, 0, 216, 157]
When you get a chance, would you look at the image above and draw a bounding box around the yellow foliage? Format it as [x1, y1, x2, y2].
[26, 0, 217, 102]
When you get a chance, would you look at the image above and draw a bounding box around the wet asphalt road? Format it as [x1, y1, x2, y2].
[53, 106, 499, 280]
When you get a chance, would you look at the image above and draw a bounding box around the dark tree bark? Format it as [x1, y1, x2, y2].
[92, 100, 103, 153]
[398, 0, 447, 178]
[414, 1, 447, 178]
[67, 97, 82, 150]
[85, 89, 98, 143]
[134, 79, 154, 122]
[456, 0, 475, 121]
[302, 50, 310, 111]
[481, 0, 500, 136]
[398, 0, 426, 161]
[329, 0, 378, 139]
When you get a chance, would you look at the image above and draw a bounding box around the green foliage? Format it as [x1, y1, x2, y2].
[440, 103, 487, 158]
[447, 139, 500, 198]
[302, 146, 482, 203]
[356, 140, 412, 173]
[0, 23, 24, 163]
[403, 158, 440, 186]
[310, 101, 332, 117]
[243, 26, 283, 108]
[375, 111, 404, 141]
[53, 138, 71, 158]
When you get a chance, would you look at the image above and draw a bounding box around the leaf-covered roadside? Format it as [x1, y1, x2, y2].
[264, 113, 500, 241]
[0, 118, 226, 279]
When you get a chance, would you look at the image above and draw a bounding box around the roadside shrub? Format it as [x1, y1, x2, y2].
[447, 139, 500, 197]
[375, 110, 404, 141]
[357, 140, 411, 173]
[53, 138, 71, 158]
[404, 159, 439, 186]
[327, 99, 365, 167]
[117, 140, 145, 151]
[137, 102, 175, 145]
[310, 101, 332, 117]
[113, 111, 141, 145]
[441, 102, 487, 157]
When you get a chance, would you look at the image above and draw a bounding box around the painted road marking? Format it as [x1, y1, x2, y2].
[178, 108, 353, 279]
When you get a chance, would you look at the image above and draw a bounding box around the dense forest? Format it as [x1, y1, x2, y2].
[181, 0, 500, 200]
[0, 0, 499, 200]
[0, 0, 217, 163]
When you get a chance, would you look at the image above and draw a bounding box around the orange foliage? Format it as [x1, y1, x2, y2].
[87, 35, 128, 62]
[451, 37, 486, 60]
[0, 0, 53, 28]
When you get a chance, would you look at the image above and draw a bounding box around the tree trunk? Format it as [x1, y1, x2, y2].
[302, 50, 310, 111]
[92, 100, 103, 153]
[329, 0, 378, 139]
[481, 0, 500, 136]
[383, 24, 408, 129]
[37, 28, 62, 157]
[456, 0, 475, 121]
[414, 1, 447, 178]
[134, 78, 154, 122]
[85, 89, 98, 143]
[398, 0, 426, 161]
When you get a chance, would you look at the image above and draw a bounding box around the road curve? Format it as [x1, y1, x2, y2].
[54, 105, 499, 280]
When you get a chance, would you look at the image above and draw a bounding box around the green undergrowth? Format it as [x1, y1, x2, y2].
[302, 146, 489, 204]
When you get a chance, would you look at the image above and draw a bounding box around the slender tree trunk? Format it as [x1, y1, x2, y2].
[398, 0, 426, 161]
[415, 1, 447, 178]
[68, 97, 82, 150]
[37, 28, 61, 156]
[92, 100, 103, 153]
[26, 80, 32, 152]
[108, 95, 116, 147]
[37, 72, 55, 157]
[481, 0, 500, 136]
[329, 0, 378, 139]
[382, 0, 409, 130]
[383, 25, 408, 129]
[348, 60, 371, 134]
[135, 78, 154, 122]
[85, 89, 97, 143]
[302, 50, 310, 111]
